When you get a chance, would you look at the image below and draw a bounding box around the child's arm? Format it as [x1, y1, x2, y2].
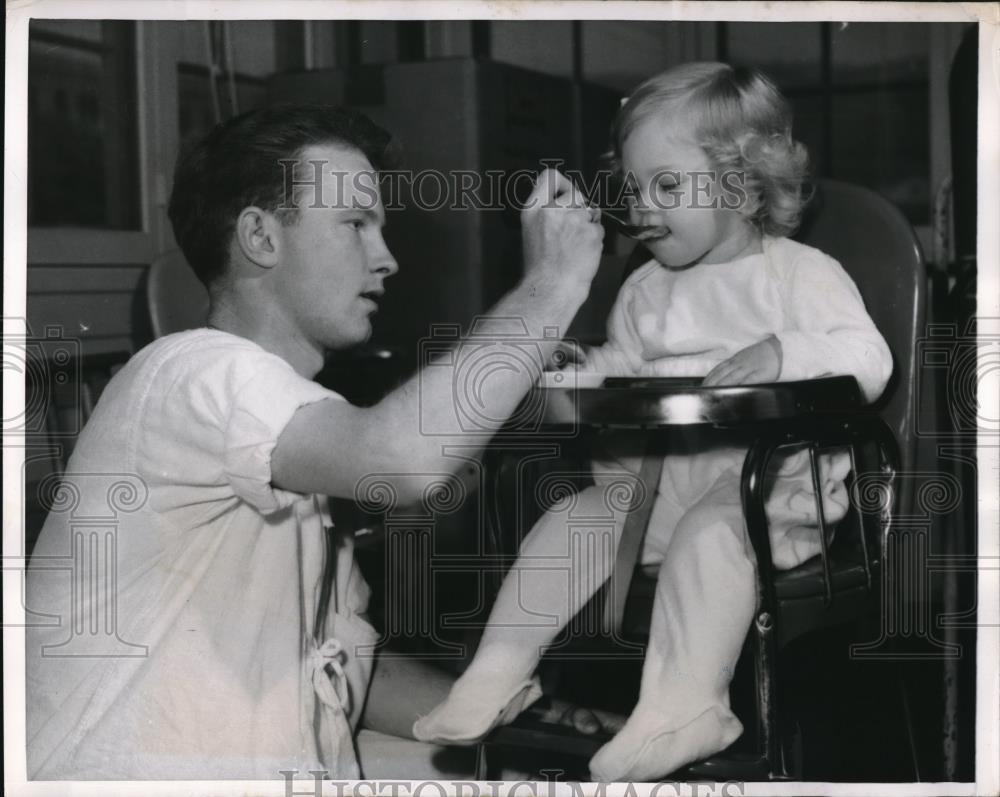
[703, 335, 782, 387]
[772, 251, 893, 403]
[580, 282, 646, 377]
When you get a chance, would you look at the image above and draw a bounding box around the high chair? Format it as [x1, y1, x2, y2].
[479, 179, 926, 780]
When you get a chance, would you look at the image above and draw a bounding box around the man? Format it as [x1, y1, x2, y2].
[26, 105, 604, 779]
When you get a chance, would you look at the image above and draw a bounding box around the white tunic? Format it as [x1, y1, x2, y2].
[26, 330, 377, 780]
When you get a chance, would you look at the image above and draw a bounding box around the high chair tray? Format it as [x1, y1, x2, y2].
[533, 375, 864, 429]
[602, 376, 705, 389]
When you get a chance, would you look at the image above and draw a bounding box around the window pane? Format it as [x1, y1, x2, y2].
[226, 21, 277, 75]
[31, 20, 104, 42]
[725, 22, 823, 88]
[28, 20, 140, 229]
[829, 23, 931, 224]
[491, 21, 574, 79]
[177, 66, 268, 153]
[831, 22, 930, 85]
[787, 93, 826, 177]
[831, 86, 930, 224]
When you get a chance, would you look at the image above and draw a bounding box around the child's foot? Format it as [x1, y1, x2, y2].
[412, 677, 543, 745]
[588, 703, 743, 782]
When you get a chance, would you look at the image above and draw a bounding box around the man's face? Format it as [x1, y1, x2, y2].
[270, 143, 398, 354]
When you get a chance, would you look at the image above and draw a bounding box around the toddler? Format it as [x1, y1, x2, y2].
[413, 62, 892, 781]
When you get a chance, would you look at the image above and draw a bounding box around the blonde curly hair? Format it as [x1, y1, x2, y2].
[611, 62, 810, 237]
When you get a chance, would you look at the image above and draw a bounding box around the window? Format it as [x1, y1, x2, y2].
[174, 22, 273, 152]
[177, 64, 267, 153]
[28, 20, 141, 229]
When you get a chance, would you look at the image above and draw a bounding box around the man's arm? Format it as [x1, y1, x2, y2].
[361, 656, 626, 741]
[361, 655, 454, 739]
[272, 170, 604, 503]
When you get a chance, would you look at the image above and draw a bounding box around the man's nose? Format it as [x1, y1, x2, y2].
[370, 237, 399, 277]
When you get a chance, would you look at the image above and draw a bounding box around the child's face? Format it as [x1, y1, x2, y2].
[621, 113, 756, 268]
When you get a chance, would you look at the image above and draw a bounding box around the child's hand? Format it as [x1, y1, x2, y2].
[547, 340, 586, 372]
[703, 335, 782, 387]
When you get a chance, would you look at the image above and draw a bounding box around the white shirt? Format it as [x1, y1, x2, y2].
[585, 236, 892, 402]
[27, 330, 377, 780]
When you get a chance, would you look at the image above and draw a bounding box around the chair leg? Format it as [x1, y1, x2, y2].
[741, 437, 783, 778]
[474, 742, 489, 780]
[753, 608, 784, 777]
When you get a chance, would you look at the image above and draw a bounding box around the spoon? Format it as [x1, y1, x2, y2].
[601, 213, 670, 241]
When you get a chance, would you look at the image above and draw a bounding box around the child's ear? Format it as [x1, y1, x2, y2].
[234, 207, 281, 269]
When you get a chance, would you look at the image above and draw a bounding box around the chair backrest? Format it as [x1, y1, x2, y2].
[793, 179, 926, 474]
[147, 249, 210, 339]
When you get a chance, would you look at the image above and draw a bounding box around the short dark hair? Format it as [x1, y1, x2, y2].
[168, 104, 397, 287]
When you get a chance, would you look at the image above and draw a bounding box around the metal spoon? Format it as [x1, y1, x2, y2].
[601, 213, 670, 241]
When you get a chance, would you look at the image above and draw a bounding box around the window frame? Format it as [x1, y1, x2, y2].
[26, 21, 177, 266]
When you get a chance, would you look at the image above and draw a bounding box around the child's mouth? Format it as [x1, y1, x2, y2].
[633, 225, 670, 242]
[604, 214, 670, 241]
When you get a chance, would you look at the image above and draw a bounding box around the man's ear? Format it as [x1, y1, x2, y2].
[234, 206, 281, 269]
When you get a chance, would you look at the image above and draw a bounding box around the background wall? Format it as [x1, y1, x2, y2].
[24, 19, 969, 360]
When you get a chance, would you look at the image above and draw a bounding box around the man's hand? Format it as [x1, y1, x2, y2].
[703, 335, 782, 387]
[544, 698, 627, 737]
[521, 169, 604, 292]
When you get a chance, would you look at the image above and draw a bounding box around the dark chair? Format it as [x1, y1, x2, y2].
[481, 179, 926, 780]
[24, 346, 133, 554]
[147, 249, 210, 338]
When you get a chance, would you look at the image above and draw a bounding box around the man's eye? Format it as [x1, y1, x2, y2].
[347, 219, 364, 230]
[657, 180, 680, 192]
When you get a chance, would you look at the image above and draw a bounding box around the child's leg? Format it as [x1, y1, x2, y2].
[413, 476, 634, 744]
[766, 447, 852, 570]
[589, 467, 754, 782]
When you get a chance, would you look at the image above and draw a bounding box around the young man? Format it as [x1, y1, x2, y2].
[25, 105, 605, 780]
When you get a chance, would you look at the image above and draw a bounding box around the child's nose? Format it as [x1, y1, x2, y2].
[630, 203, 666, 226]
[628, 188, 663, 222]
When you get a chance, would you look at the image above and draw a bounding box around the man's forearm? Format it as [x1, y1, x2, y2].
[366, 272, 589, 472]
[361, 655, 456, 739]
[270, 169, 603, 502]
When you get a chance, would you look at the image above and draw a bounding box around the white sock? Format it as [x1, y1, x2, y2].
[411, 661, 542, 744]
[589, 701, 743, 782]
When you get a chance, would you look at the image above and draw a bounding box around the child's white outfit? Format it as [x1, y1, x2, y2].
[413, 236, 892, 781]
[27, 331, 378, 779]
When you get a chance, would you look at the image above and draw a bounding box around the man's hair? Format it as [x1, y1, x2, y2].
[168, 104, 397, 287]
[611, 62, 810, 237]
